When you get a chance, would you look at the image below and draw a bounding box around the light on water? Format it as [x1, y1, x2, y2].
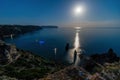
[75, 27, 82, 30]
[54, 48, 57, 55]
[66, 28, 81, 66]
[39, 40, 45, 45]
[74, 32, 80, 50]
[73, 30, 81, 66]
[5, 27, 120, 64]
[74, 27, 81, 51]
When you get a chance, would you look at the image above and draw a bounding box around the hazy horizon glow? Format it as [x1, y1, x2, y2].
[0, 0, 120, 27]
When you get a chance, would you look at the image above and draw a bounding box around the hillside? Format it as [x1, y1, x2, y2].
[0, 41, 119, 80]
[42, 62, 120, 80]
[0, 41, 64, 80]
[0, 25, 42, 39]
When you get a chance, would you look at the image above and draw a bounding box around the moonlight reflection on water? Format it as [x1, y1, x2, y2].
[66, 27, 82, 66]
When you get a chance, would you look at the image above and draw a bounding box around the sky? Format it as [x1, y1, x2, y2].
[0, 0, 120, 27]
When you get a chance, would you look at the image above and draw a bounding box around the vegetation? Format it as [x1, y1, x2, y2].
[83, 48, 120, 73]
[0, 25, 42, 40]
[0, 40, 119, 80]
[0, 50, 63, 80]
[0, 25, 58, 40]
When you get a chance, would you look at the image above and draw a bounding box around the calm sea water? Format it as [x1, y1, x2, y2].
[5, 27, 120, 63]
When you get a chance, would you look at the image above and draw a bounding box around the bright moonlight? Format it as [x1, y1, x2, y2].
[74, 6, 84, 15]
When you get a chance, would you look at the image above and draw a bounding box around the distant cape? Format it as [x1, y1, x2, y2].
[41, 25, 58, 28]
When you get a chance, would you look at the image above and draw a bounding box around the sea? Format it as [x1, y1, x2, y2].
[5, 27, 120, 63]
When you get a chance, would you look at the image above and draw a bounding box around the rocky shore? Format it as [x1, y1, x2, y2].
[0, 40, 119, 80]
[0, 41, 64, 80]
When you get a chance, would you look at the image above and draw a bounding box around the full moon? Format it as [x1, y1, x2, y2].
[74, 6, 84, 15]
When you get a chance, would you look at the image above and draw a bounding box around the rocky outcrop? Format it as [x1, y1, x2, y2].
[0, 40, 18, 64]
[90, 48, 120, 64]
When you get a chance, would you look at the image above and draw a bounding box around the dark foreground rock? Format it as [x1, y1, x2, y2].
[0, 41, 63, 80]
